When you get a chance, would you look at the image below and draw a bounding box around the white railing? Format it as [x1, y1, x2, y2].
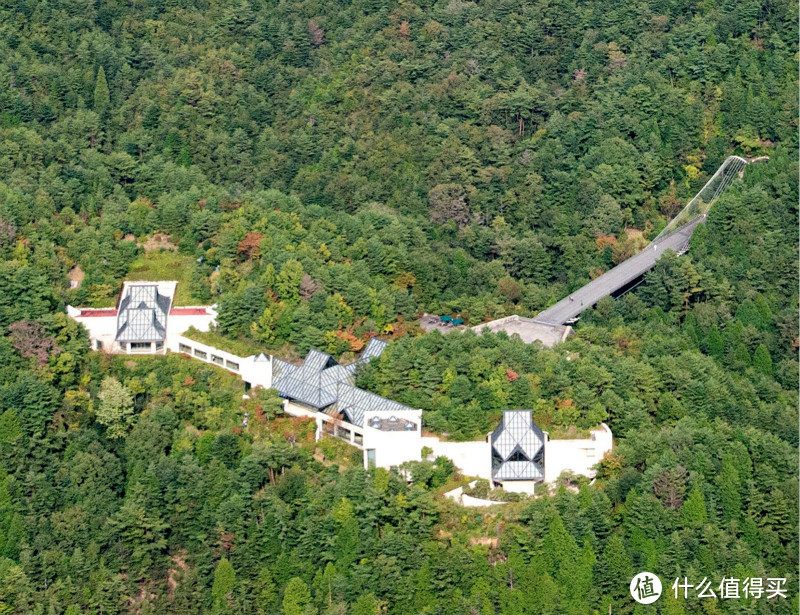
[654, 155, 750, 242]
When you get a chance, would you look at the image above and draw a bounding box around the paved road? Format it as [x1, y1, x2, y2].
[534, 217, 703, 325]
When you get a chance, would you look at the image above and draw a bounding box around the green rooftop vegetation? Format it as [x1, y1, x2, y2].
[182, 326, 267, 358]
[126, 251, 202, 305]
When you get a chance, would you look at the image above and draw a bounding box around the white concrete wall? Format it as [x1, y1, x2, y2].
[443, 482, 508, 507]
[165, 310, 216, 346]
[500, 480, 537, 495]
[421, 436, 493, 480]
[286, 400, 322, 420]
[362, 409, 423, 469]
[67, 308, 118, 352]
[461, 493, 507, 506]
[312, 410, 366, 450]
[543, 423, 613, 483]
[422, 423, 613, 489]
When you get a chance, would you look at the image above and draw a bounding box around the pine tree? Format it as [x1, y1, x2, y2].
[96, 377, 135, 439]
[752, 344, 773, 376]
[350, 593, 379, 615]
[753, 293, 773, 324]
[680, 482, 707, 527]
[211, 558, 236, 612]
[704, 328, 724, 359]
[0, 409, 21, 448]
[541, 513, 579, 578]
[735, 299, 763, 329]
[282, 577, 316, 615]
[254, 568, 278, 615]
[663, 590, 686, 615]
[332, 498, 359, 570]
[597, 534, 632, 596]
[731, 343, 751, 370]
[93, 66, 110, 118]
[718, 454, 741, 521]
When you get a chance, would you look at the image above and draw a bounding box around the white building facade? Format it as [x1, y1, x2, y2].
[68, 281, 216, 354]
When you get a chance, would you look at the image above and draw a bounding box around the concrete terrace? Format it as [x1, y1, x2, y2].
[472, 315, 572, 346]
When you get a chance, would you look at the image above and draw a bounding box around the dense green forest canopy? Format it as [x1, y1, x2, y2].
[0, 0, 797, 612]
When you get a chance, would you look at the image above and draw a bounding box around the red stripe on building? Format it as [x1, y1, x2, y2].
[169, 307, 211, 316]
[79, 309, 118, 317]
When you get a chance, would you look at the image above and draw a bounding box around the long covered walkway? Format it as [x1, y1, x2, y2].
[532, 155, 756, 326]
[534, 217, 701, 324]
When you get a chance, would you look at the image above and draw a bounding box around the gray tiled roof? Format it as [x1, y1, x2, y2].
[491, 410, 544, 481]
[332, 384, 411, 428]
[358, 338, 388, 362]
[116, 284, 171, 342]
[299, 349, 336, 373]
[271, 339, 410, 425]
[272, 357, 338, 409]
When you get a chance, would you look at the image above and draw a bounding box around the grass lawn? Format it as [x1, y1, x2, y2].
[183, 327, 305, 363]
[126, 251, 201, 305]
[183, 327, 267, 358]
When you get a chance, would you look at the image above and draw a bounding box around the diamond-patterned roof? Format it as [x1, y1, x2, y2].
[491, 410, 545, 481]
[115, 284, 171, 342]
[492, 460, 544, 481]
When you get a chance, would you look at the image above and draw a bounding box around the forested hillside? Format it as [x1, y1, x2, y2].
[0, 0, 797, 612]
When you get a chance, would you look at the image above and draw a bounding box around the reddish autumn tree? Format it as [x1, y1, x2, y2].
[308, 20, 325, 46]
[8, 321, 61, 365]
[237, 232, 263, 259]
[336, 330, 365, 352]
[299, 274, 323, 300]
[428, 184, 472, 228]
[399, 21, 410, 39]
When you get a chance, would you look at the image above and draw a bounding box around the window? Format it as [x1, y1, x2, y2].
[179, 343, 191, 354]
[193, 349, 207, 360]
[155, 342, 164, 351]
[338, 428, 350, 441]
[226, 360, 239, 371]
[130, 342, 151, 353]
[508, 448, 530, 462]
[211, 355, 224, 365]
[354, 433, 363, 446]
[366, 449, 376, 469]
[94, 339, 103, 350]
